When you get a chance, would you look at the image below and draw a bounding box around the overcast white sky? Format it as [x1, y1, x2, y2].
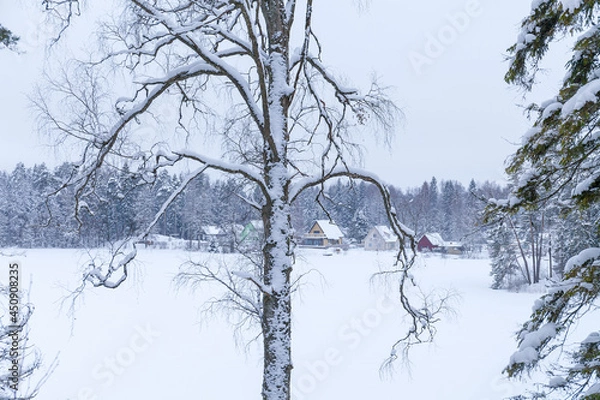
[0, 0, 562, 188]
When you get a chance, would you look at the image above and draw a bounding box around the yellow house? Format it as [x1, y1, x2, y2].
[302, 220, 344, 247]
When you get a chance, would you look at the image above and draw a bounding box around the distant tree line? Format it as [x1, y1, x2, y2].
[0, 162, 505, 250]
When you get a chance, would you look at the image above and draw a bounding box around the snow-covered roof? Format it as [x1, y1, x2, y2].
[420, 233, 464, 248]
[372, 226, 398, 243]
[314, 220, 344, 239]
[423, 233, 445, 246]
[249, 219, 264, 230]
[201, 225, 223, 235]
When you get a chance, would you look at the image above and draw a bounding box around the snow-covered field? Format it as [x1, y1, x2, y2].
[1, 249, 542, 399]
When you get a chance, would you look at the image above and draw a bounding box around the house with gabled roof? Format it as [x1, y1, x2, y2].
[417, 232, 445, 252]
[301, 220, 344, 247]
[197, 225, 228, 252]
[364, 226, 399, 251]
[417, 232, 465, 255]
[199, 225, 226, 241]
[442, 241, 466, 255]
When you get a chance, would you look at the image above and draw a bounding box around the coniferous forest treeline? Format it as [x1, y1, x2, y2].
[0, 162, 507, 250]
[3, 161, 599, 289]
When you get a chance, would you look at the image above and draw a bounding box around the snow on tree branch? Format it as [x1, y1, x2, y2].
[504, 251, 600, 397]
[174, 149, 265, 189]
[505, 0, 597, 90]
[84, 240, 137, 289]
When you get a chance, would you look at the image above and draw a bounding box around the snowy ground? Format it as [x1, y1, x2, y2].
[1, 248, 543, 399]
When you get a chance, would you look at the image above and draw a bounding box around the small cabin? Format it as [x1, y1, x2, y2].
[442, 241, 466, 255]
[199, 225, 226, 242]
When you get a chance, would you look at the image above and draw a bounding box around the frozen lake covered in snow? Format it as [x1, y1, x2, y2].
[2, 248, 542, 399]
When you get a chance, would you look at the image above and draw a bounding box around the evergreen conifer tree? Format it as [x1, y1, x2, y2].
[495, 2, 600, 397]
[0, 24, 18, 50]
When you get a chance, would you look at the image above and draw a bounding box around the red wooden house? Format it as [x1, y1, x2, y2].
[417, 233, 445, 252]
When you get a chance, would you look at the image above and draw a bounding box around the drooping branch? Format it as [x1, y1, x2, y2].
[289, 165, 453, 366]
[84, 240, 137, 288]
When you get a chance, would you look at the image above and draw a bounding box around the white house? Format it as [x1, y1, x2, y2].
[364, 226, 399, 251]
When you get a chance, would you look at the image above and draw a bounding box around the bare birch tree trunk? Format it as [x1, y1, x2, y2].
[261, 3, 293, 397]
[262, 197, 293, 399]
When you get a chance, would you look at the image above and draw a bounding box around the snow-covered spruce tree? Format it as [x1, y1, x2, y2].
[427, 176, 441, 233]
[36, 1, 444, 399]
[487, 216, 522, 290]
[350, 208, 371, 243]
[553, 204, 600, 277]
[493, 1, 600, 398]
[485, 200, 550, 289]
[0, 24, 18, 50]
